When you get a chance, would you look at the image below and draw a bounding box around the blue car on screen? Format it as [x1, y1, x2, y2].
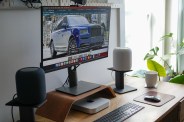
[50, 15, 105, 57]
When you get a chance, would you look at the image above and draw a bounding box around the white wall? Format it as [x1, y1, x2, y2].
[0, 8, 121, 121]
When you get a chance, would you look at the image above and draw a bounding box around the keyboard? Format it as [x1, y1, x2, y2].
[94, 103, 144, 122]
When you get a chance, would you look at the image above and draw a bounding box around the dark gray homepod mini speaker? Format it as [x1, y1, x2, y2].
[16, 67, 46, 105]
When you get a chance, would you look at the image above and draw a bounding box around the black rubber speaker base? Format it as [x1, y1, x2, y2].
[111, 84, 137, 94]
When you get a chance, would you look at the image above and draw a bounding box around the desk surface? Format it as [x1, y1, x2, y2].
[36, 76, 184, 122]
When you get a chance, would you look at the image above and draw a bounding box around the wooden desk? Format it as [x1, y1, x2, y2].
[36, 77, 184, 122]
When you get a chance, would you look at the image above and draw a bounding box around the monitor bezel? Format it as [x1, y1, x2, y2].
[40, 6, 111, 73]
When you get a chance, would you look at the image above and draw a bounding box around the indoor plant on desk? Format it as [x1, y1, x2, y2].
[144, 33, 184, 82]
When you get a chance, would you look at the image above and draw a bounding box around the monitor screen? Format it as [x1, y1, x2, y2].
[41, 6, 111, 72]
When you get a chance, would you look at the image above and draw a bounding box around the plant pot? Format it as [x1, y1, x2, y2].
[162, 76, 171, 82]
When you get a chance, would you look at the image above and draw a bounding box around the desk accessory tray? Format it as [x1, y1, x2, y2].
[36, 85, 116, 122]
[133, 91, 175, 107]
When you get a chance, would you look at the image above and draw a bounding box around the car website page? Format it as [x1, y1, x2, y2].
[42, 6, 111, 71]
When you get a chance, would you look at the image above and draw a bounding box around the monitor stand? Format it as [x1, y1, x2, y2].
[56, 66, 101, 96]
[108, 68, 137, 94]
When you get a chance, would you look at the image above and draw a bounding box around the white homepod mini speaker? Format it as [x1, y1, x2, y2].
[109, 47, 136, 94]
[113, 47, 132, 71]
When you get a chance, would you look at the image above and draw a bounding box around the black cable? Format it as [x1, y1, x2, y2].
[74, 64, 81, 70]
[32, 1, 42, 9]
[20, 0, 42, 9]
[11, 93, 17, 122]
[62, 76, 69, 87]
[20, 0, 32, 8]
[62, 64, 81, 87]
[11, 106, 14, 122]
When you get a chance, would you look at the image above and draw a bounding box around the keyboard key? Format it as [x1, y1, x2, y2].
[94, 103, 144, 122]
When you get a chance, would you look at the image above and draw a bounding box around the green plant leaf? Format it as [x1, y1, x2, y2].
[147, 59, 166, 77]
[150, 47, 159, 55]
[144, 47, 160, 60]
[161, 33, 173, 40]
[154, 47, 159, 54]
[180, 39, 184, 48]
[150, 48, 156, 55]
[169, 75, 184, 84]
[144, 53, 155, 60]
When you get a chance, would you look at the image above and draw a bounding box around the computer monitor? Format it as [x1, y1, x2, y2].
[41, 6, 111, 95]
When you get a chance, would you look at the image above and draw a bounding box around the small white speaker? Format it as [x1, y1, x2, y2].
[113, 47, 132, 71]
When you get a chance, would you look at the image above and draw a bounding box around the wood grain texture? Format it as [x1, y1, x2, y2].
[36, 76, 184, 122]
[36, 85, 115, 122]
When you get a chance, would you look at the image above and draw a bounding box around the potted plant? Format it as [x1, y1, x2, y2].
[144, 33, 184, 82]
